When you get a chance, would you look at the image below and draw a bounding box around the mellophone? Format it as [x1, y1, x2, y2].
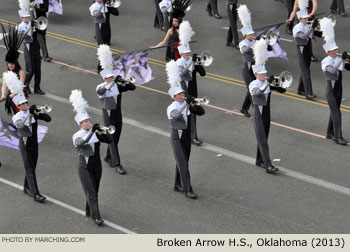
[265, 71, 293, 88]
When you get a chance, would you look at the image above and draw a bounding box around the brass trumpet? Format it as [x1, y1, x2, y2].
[194, 50, 213, 67]
[115, 75, 136, 85]
[192, 96, 210, 105]
[97, 125, 116, 135]
[35, 104, 52, 115]
[337, 53, 350, 63]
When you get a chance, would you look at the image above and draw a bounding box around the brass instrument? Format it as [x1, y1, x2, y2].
[97, 125, 116, 135]
[254, 30, 279, 46]
[194, 50, 213, 66]
[35, 104, 52, 115]
[267, 71, 293, 88]
[29, 1, 48, 31]
[191, 96, 210, 105]
[115, 75, 136, 85]
[106, 0, 121, 8]
[337, 53, 350, 63]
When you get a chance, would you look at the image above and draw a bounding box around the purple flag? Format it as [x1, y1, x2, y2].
[47, 0, 63, 16]
[112, 49, 154, 85]
[257, 26, 288, 61]
[0, 117, 48, 150]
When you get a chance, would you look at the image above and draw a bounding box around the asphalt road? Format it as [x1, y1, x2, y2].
[1, 0, 350, 234]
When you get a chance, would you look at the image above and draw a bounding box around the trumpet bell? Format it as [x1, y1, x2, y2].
[108, 0, 121, 8]
[107, 125, 116, 134]
[128, 76, 136, 83]
[278, 71, 293, 88]
[35, 16, 48, 31]
[201, 96, 210, 105]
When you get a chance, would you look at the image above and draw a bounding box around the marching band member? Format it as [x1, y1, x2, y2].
[89, 0, 119, 46]
[17, 0, 45, 95]
[206, 0, 221, 19]
[33, 0, 53, 62]
[7, 71, 51, 202]
[292, 0, 318, 100]
[154, 0, 164, 30]
[226, 0, 239, 49]
[176, 21, 205, 146]
[166, 60, 205, 199]
[249, 39, 286, 174]
[237, 5, 255, 118]
[159, 0, 173, 32]
[70, 89, 112, 226]
[96, 45, 136, 175]
[320, 18, 348, 145]
[1, 24, 26, 114]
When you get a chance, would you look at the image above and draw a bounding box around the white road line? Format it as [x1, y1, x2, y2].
[0, 177, 137, 234]
[221, 26, 229, 30]
[45, 92, 350, 198]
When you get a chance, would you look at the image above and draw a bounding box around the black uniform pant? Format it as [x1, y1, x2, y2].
[37, 31, 49, 58]
[79, 159, 102, 219]
[226, 4, 239, 45]
[20, 139, 40, 195]
[241, 62, 255, 111]
[24, 45, 41, 90]
[207, 0, 218, 15]
[154, 0, 163, 28]
[296, 44, 313, 96]
[95, 13, 111, 45]
[190, 113, 198, 140]
[253, 104, 272, 167]
[171, 125, 192, 192]
[326, 75, 343, 138]
[285, 0, 295, 31]
[103, 109, 122, 166]
[330, 0, 346, 13]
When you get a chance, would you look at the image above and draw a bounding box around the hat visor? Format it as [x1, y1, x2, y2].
[255, 70, 267, 74]
[104, 73, 114, 78]
[173, 90, 184, 97]
[21, 14, 31, 17]
[17, 99, 28, 105]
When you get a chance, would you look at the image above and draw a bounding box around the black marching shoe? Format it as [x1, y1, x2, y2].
[34, 89, 45, 95]
[24, 87, 32, 94]
[255, 162, 264, 168]
[184, 191, 198, 199]
[23, 188, 33, 197]
[214, 14, 222, 19]
[326, 134, 336, 140]
[191, 138, 203, 146]
[234, 43, 240, 50]
[226, 42, 235, 47]
[240, 109, 251, 118]
[85, 212, 91, 218]
[205, 7, 212, 16]
[265, 165, 279, 174]
[173, 185, 183, 192]
[115, 164, 126, 175]
[94, 218, 104, 226]
[311, 55, 318, 62]
[33, 193, 46, 202]
[306, 94, 317, 100]
[297, 91, 305, 95]
[286, 29, 293, 35]
[335, 137, 348, 145]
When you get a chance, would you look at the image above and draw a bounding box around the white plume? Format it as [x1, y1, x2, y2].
[18, 0, 30, 10]
[69, 89, 89, 113]
[166, 60, 180, 87]
[298, 0, 309, 11]
[97, 44, 113, 71]
[320, 17, 335, 43]
[237, 5, 252, 27]
[179, 20, 192, 45]
[253, 39, 269, 65]
[4, 71, 24, 95]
